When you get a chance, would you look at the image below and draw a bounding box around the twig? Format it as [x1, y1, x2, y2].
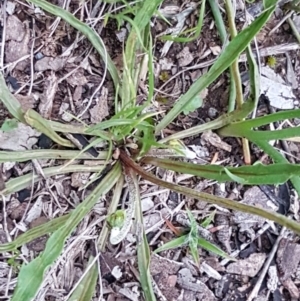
[269, 11, 293, 36]
[28, 18, 35, 96]
[220, 223, 270, 265]
[246, 227, 286, 301]
[287, 16, 300, 44]
[0, 0, 7, 70]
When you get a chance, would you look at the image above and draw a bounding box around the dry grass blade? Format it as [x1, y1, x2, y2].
[11, 163, 121, 301]
[0, 149, 107, 162]
[127, 167, 156, 301]
[0, 164, 104, 196]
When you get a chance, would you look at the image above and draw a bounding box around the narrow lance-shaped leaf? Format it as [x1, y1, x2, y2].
[0, 214, 70, 253]
[154, 235, 188, 254]
[1, 164, 104, 196]
[126, 167, 157, 301]
[143, 157, 300, 185]
[197, 238, 232, 260]
[11, 163, 121, 301]
[119, 151, 300, 235]
[155, 2, 277, 133]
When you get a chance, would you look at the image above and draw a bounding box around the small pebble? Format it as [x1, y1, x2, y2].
[208, 107, 218, 118]
[294, 118, 300, 125]
[141, 197, 154, 212]
[35, 52, 44, 60]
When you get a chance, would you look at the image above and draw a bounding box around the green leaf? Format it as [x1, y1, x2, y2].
[137, 123, 156, 157]
[154, 235, 188, 253]
[182, 94, 203, 115]
[0, 74, 26, 123]
[224, 167, 249, 184]
[186, 210, 198, 238]
[143, 157, 300, 185]
[253, 139, 300, 196]
[197, 238, 233, 260]
[155, 2, 277, 132]
[200, 211, 216, 228]
[130, 169, 157, 301]
[189, 236, 200, 266]
[119, 153, 300, 235]
[107, 210, 126, 228]
[1, 118, 19, 132]
[68, 256, 98, 301]
[0, 214, 70, 253]
[11, 164, 121, 301]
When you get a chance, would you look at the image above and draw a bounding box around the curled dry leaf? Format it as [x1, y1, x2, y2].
[39, 72, 58, 119]
[177, 268, 217, 301]
[177, 47, 194, 67]
[215, 214, 232, 253]
[5, 15, 25, 42]
[89, 87, 109, 123]
[276, 237, 300, 282]
[66, 68, 88, 87]
[15, 94, 37, 111]
[0, 123, 40, 151]
[201, 130, 232, 152]
[5, 17, 30, 70]
[35, 57, 67, 72]
[226, 253, 266, 277]
[232, 186, 278, 236]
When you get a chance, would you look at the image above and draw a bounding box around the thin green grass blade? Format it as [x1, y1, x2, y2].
[224, 167, 249, 184]
[68, 256, 98, 301]
[98, 176, 125, 250]
[208, 0, 236, 112]
[122, 0, 162, 109]
[154, 235, 187, 253]
[158, 99, 255, 143]
[143, 157, 300, 185]
[160, 0, 206, 42]
[24, 109, 73, 148]
[147, 29, 155, 104]
[1, 164, 105, 196]
[197, 238, 232, 260]
[246, 44, 260, 107]
[155, 3, 276, 133]
[11, 163, 121, 301]
[189, 237, 200, 265]
[128, 168, 156, 301]
[0, 214, 70, 252]
[26, 0, 120, 89]
[187, 210, 200, 265]
[200, 210, 216, 228]
[0, 74, 25, 122]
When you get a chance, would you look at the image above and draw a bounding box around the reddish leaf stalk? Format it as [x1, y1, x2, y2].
[119, 150, 300, 235]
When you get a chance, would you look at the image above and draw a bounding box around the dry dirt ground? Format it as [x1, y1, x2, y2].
[0, 0, 300, 300]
